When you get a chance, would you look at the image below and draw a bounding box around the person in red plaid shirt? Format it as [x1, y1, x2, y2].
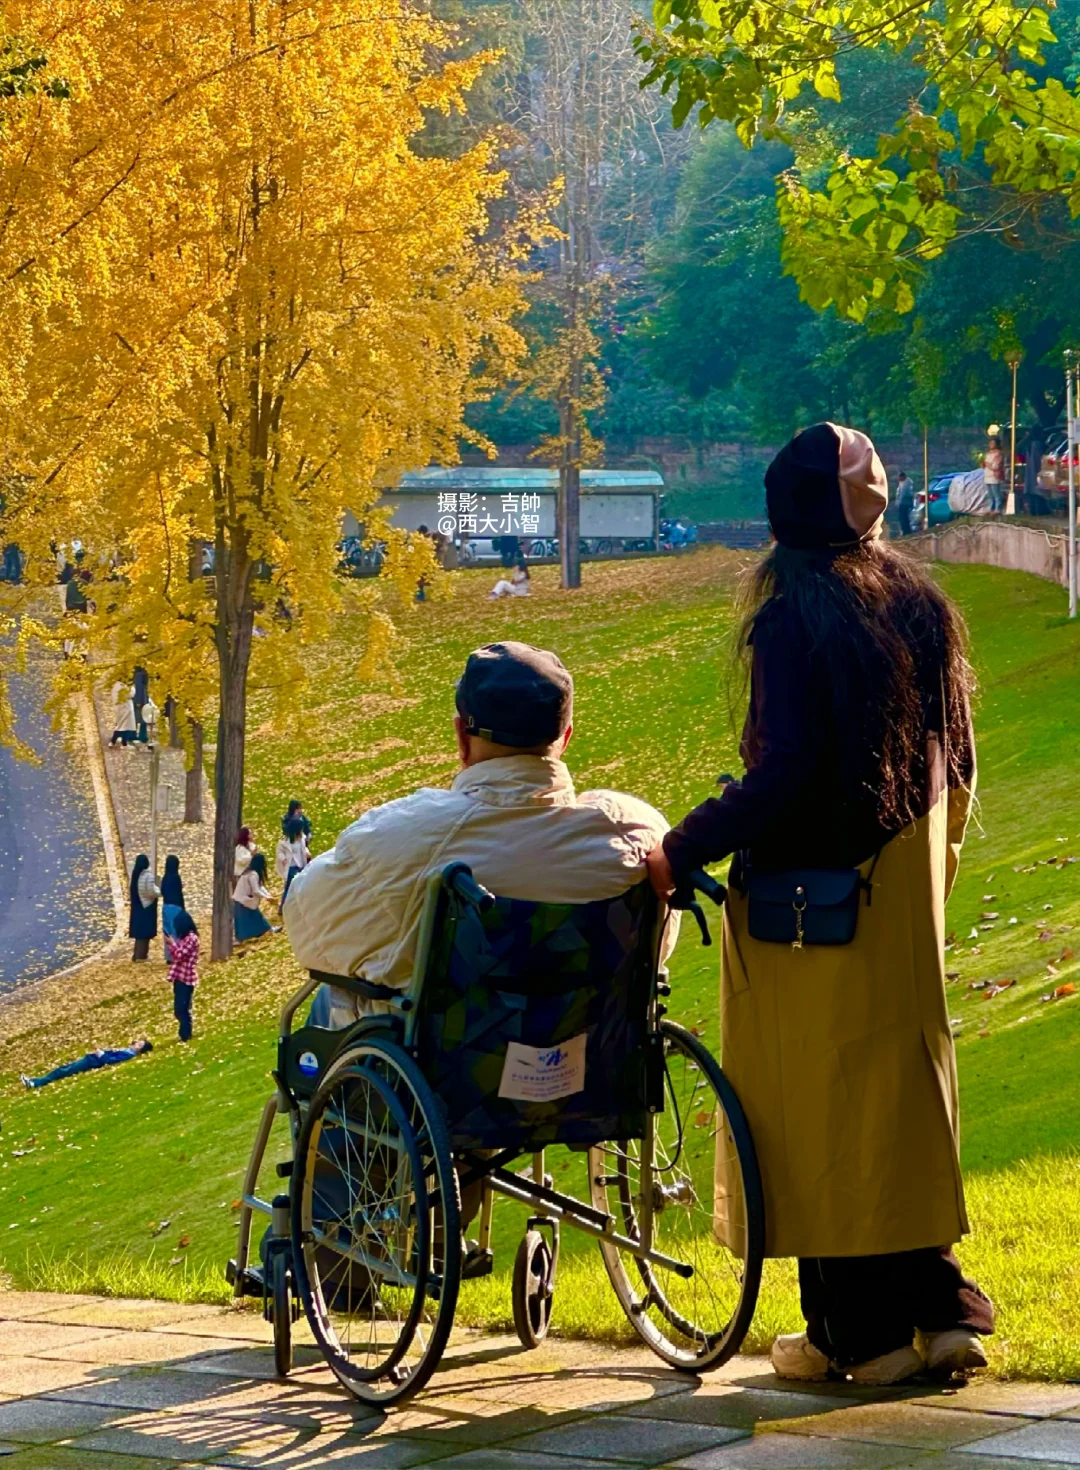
[167, 911, 200, 1042]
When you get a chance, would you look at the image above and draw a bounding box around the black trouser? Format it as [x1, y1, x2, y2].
[897, 505, 912, 536]
[799, 1247, 994, 1368]
[173, 981, 193, 1042]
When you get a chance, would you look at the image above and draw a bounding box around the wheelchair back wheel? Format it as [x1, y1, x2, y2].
[291, 1036, 461, 1406]
[589, 1019, 764, 1372]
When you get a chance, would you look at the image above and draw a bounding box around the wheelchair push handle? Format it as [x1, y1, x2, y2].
[443, 861, 496, 912]
[669, 868, 727, 947]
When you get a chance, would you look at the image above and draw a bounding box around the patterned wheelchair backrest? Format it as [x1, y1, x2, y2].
[415, 878, 660, 1150]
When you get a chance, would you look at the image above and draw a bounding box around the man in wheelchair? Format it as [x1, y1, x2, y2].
[283, 641, 675, 1273]
[285, 640, 673, 1026]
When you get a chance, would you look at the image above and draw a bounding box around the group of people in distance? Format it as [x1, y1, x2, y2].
[232, 800, 312, 940]
[117, 799, 313, 1048]
[128, 852, 200, 1041]
[284, 421, 993, 1389]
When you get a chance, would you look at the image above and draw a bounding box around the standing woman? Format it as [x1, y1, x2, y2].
[128, 854, 159, 961]
[647, 423, 993, 1386]
[109, 682, 138, 748]
[234, 852, 275, 942]
[275, 816, 309, 910]
[281, 799, 312, 843]
[234, 826, 257, 878]
[160, 855, 185, 963]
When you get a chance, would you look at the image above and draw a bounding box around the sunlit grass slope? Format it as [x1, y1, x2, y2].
[2, 551, 1079, 1375]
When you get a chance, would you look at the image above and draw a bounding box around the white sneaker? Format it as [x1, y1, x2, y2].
[845, 1344, 924, 1385]
[922, 1329, 987, 1377]
[771, 1332, 831, 1381]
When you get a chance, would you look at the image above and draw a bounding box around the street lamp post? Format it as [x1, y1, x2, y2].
[1006, 351, 1022, 516]
[143, 696, 161, 876]
[922, 425, 930, 532]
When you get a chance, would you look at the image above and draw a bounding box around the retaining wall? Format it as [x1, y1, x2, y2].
[916, 520, 1069, 588]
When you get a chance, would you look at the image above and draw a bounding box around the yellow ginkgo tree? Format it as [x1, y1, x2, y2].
[0, 0, 530, 958]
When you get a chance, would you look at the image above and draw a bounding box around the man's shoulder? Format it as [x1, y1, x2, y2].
[576, 787, 669, 837]
[334, 786, 469, 856]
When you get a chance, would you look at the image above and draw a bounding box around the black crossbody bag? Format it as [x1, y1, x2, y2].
[744, 854, 880, 950]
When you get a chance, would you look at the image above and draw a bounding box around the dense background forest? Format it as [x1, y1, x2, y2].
[435, 0, 1080, 519]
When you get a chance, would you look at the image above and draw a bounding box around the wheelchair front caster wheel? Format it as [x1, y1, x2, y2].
[512, 1229, 554, 1348]
[271, 1250, 293, 1377]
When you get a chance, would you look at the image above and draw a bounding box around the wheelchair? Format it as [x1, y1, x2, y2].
[228, 862, 765, 1407]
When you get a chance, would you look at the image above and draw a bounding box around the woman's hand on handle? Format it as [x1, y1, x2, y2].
[646, 842, 676, 899]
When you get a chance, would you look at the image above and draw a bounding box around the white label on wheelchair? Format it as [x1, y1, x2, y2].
[498, 1032, 586, 1103]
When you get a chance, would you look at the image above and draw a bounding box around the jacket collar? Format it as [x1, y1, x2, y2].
[451, 755, 577, 808]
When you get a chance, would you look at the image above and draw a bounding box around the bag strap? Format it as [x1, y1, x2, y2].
[862, 849, 883, 906]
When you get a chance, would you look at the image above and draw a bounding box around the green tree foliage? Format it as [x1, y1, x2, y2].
[638, 35, 1080, 438]
[637, 0, 1080, 322]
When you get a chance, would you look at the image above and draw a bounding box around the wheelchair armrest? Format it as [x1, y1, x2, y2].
[308, 969, 413, 1011]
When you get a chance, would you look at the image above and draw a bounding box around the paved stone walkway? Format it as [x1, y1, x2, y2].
[1, 1295, 1079, 1469]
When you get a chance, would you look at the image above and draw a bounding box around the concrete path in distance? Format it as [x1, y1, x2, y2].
[1, 1291, 1079, 1468]
[0, 662, 114, 990]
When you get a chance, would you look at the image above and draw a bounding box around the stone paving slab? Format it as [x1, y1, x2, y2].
[2, 1293, 1080, 1470]
[669, 1438, 918, 1468]
[954, 1419, 1080, 1462]
[505, 1414, 748, 1465]
[2, 1450, 180, 1469]
[775, 1404, 1035, 1451]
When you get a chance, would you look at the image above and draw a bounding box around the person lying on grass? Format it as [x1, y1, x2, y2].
[21, 1039, 153, 1090]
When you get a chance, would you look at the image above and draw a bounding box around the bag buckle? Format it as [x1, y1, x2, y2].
[792, 886, 807, 951]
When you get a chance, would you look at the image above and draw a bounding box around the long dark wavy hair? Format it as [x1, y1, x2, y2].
[738, 540, 975, 829]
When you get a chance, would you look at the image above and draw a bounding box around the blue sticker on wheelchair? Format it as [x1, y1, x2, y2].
[298, 1051, 320, 1077]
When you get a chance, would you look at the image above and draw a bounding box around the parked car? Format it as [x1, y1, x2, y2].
[1038, 430, 1076, 508]
[912, 472, 965, 527]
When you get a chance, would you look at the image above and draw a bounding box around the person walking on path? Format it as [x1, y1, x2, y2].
[160, 855, 185, 963]
[276, 816, 309, 910]
[234, 826, 257, 877]
[21, 1039, 152, 1090]
[983, 435, 1005, 513]
[109, 682, 138, 748]
[647, 421, 993, 1387]
[167, 912, 199, 1042]
[234, 852, 275, 941]
[895, 470, 915, 535]
[129, 854, 159, 961]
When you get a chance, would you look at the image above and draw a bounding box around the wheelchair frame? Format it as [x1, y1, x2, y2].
[230, 862, 763, 1403]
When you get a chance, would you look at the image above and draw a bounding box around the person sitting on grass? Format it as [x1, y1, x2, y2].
[167, 910, 199, 1043]
[22, 1039, 153, 1090]
[489, 559, 530, 600]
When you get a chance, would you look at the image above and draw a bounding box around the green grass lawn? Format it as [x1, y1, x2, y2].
[2, 550, 1079, 1376]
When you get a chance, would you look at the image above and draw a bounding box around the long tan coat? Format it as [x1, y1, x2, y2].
[715, 780, 974, 1259]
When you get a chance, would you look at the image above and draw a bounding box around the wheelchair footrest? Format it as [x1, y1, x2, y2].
[226, 1259, 266, 1299]
[461, 1244, 494, 1281]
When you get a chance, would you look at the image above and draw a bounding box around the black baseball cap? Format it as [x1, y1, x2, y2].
[456, 642, 573, 748]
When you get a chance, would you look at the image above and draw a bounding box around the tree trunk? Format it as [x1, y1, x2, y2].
[211, 641, 251, 960]
[167, 697, 183, 749]
[559, 443, 582, 589]
[184, 719, 204, 824]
